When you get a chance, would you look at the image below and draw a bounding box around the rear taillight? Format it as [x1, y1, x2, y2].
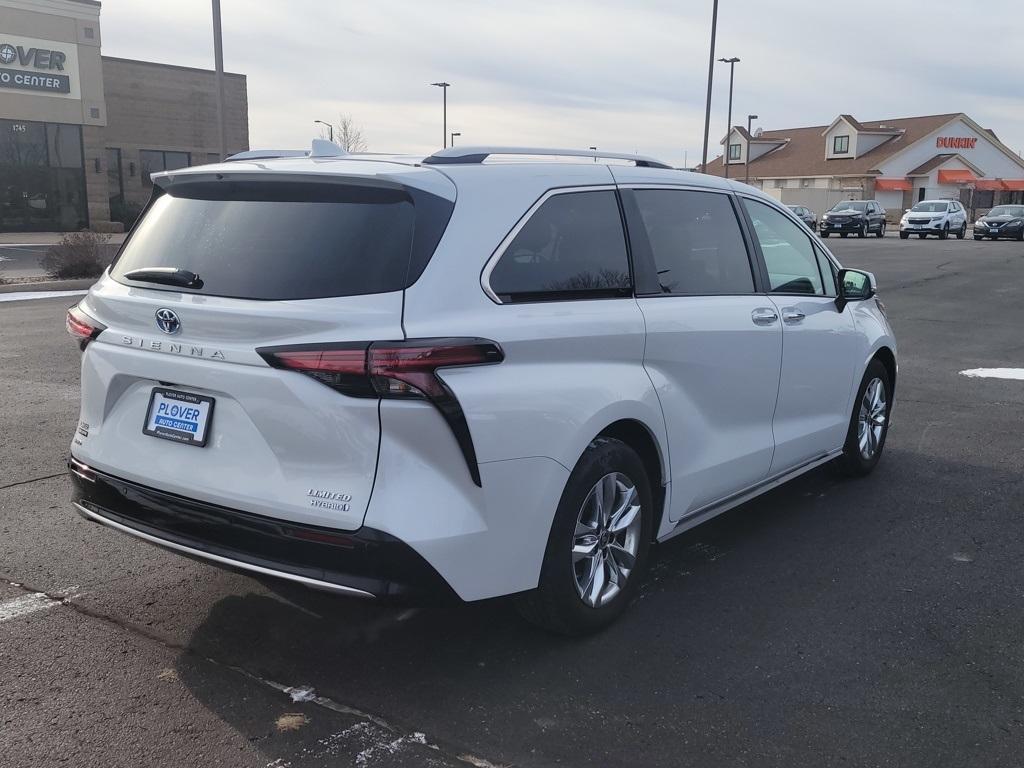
[66, 305, 106, 350]
[258, 338, 504, 486]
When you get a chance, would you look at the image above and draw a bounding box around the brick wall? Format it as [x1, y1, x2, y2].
[100, 57, 248, 207]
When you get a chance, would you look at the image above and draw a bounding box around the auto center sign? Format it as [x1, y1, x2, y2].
[936, 136, 978, 150]
[0, 33, 79, 99]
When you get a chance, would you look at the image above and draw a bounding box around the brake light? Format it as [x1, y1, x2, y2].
[258, 338, 504, 486]
[66, 305, 106, 349]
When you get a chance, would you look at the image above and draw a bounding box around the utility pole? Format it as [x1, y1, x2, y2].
[718, 57, 739, 178]
[211, 0, 228, 161]
[745, 114, 758, 185]
[450, 131, 461, 146]
[700, 0, 720, 173]
[431, 82, 450, 147]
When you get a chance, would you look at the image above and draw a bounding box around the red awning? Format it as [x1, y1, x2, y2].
[974, 179, 1007, 191]
[1002, 179, 1024, 192]
[875, 178, 911, 191]
[937, 169, 979, 184]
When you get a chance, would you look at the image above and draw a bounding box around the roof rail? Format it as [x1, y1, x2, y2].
[422, 146, 673, 169]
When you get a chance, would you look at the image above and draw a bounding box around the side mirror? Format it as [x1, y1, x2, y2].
[836, 269, 876, 311]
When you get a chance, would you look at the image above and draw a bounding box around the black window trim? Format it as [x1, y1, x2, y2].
[728, 143, 742, 161]
[736, 193, 839, 298]
[833, 135, 850, 155]
[620, 184, 765, 298]
[480, 184, 634, 305]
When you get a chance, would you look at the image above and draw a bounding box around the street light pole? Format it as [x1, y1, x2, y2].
[211, 0, 228, 161]
[717, 56, 739, 179]
[431, 82, 450, 147]
[700, 0, 720, 173]
[589, 146, 598, 163]
[746, 114, 758, 185]
[450, 132, 461, 146]
[314, 120, 333, 143]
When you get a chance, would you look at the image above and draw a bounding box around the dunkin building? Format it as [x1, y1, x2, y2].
[0, 0, 249, 232]
[705, 112, 1024, 220]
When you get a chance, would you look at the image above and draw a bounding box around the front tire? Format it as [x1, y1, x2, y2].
[516, 438, 652, 635]
[840, 232, 849, 238]
[875, 222, 885, 238]
[956, 223, 966, 239]
[857, 223, 867, 238]
[835, 360, 891, 477]
[973, 234, 983, 241]
[899, 231, 909, 240]
[918, 233, 927, 239]
[820, 231, 829, 238]
[939, 224, 949, 240]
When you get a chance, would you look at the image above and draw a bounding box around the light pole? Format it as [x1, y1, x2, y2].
[700, 0, 720, 173]
[211, 0, 228, 161]
[745, 114, 758, 185]
[589, 145, 598, 163]
[431, 82, 450, 147]
[717, 56, 739, 178]
[314, 120, 333, 143]
[450, 131, 461, 146]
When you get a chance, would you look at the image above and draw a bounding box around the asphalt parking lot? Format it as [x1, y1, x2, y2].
[2, 235, 1023, 767]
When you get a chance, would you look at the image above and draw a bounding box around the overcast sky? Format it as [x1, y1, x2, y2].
[99, 0, 1023, 167]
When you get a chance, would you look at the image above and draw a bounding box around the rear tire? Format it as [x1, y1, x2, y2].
[835, 359, 891, 477]
[516, 438, 653, 635]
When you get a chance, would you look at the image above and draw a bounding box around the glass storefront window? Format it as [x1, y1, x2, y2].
[139, 149, 191, 187]
[0, 119, 88, 232]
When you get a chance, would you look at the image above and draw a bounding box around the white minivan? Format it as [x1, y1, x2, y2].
[67, 145, 897, 634]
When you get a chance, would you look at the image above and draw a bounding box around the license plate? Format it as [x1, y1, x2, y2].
[143, 388, 215, 447]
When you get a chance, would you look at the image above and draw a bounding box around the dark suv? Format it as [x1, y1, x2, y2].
[820, 200, 886, 238]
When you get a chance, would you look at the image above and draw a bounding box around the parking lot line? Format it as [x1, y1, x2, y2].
[960, 368, 1024, 380]
[0, 289, 87, 303]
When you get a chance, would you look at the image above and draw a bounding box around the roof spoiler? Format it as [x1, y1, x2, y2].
[225, 139, 349, 163]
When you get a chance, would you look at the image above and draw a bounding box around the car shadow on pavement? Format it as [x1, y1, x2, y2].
[172, 448, 1024, 767]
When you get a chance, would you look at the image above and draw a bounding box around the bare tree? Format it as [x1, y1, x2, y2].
[333, 114, 368, 153]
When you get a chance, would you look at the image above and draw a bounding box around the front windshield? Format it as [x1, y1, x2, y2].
[911, 202, 949, 213]
[989, 206, 1024, 217]
[831, 201, 868, 212]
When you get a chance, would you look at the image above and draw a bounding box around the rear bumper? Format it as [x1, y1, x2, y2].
[69, 457, 457, 601]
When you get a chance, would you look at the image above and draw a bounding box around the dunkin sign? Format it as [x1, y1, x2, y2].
[936, 136, 977, 150]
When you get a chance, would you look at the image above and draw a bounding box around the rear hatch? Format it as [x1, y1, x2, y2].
[72, 161, 455, 530]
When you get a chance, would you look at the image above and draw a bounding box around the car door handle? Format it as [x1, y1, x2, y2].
[782, 309, 805, 324]
[751, 307, 779, 325]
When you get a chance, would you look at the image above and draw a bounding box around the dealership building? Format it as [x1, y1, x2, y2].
[0, 0, 249, 232]
[704, 112, 1024, 219]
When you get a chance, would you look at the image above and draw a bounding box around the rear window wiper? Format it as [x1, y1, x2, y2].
[123, 267, 203, 289]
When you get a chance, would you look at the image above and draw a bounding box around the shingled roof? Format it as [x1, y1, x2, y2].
[704, 113, 961, 178]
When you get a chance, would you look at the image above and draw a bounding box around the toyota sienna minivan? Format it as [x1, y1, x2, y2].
[67, 143, 896, 634]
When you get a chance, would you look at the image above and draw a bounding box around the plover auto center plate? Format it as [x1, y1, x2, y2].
[143, 388, 215, 447]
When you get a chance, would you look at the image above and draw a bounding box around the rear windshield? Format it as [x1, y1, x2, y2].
[109, 180, 453, 300]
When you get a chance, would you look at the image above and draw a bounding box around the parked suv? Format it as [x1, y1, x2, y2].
[899, 199, 967, 239]
[820, 200, 886, 238]
[786, 204, 816, 230]
[67, 144, 897, 634]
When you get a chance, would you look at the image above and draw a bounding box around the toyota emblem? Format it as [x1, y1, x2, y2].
[155, 308, 181, 335]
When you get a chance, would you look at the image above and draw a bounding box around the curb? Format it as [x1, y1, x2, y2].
[0, 278, 97, 294]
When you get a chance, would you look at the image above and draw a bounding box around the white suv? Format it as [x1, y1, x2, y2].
[899, 199, 968, 239]
[67, 144, 897, 634]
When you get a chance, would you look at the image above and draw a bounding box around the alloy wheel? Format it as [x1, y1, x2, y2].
[857, 377, 887, 459]
[572, 472, 642, 608]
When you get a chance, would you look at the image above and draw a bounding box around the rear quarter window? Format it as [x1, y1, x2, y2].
[487, 190, 631, 303]
[110, 180, 453, 301]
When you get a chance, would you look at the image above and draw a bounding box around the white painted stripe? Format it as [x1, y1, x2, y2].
[0, 592, 58, 622]
[0, 289, 87, 303]
[960, 368, 1024, 381]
